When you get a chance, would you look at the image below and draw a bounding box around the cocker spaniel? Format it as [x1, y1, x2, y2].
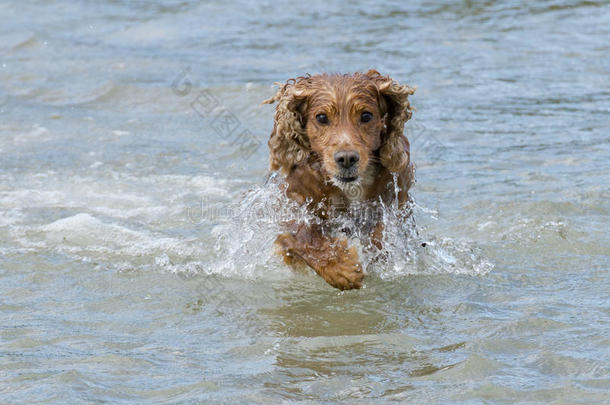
[263, 70, 415, 290]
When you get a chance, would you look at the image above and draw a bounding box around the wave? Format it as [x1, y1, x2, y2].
[3, 172, 493, 282]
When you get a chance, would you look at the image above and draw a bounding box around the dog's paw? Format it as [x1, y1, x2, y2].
[319, 244, 364, 290]
[275, 232, 364, 290]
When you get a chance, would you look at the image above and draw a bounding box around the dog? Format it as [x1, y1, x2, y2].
[263, 70, 415, 290]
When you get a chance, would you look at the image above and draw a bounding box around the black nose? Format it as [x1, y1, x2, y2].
[334, 150, 360, 169]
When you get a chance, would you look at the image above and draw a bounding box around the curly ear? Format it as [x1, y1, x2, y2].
[365, 69, 415, 173]
[263, 78, 312, 173]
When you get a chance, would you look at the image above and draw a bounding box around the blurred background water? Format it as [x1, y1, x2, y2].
[1, 0, 609, 403]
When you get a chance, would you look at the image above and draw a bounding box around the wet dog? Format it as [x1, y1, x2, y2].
[264, 70, 415, 289]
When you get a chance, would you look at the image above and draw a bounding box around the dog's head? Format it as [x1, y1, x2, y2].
[264, 70, 415, 186]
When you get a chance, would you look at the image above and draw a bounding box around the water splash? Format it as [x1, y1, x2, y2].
[209, 172, 306, 278]
[211, 172, 494, 280]
[16, 171, 492, 280]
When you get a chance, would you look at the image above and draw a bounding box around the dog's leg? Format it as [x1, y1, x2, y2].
[370, 221, 384, 251]
[275, 223, 364, 290]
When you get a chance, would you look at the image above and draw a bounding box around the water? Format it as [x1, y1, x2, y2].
[1, 0, 609, 403]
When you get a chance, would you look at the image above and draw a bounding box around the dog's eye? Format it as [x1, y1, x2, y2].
[316, 113, 329, 124]
[361, 111, 373, 123]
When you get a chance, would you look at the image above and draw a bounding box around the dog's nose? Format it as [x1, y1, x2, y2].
[334, 150, 360, 169]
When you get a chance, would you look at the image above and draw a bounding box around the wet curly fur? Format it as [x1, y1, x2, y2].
[263, 70, 415, 290]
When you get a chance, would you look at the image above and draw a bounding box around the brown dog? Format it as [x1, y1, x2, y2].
[263, 70, 415, 290]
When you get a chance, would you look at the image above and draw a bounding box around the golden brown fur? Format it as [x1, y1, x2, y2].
[264, 70, 415, 290]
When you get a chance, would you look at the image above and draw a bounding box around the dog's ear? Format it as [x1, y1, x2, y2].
[365, 69, 415, 173]
[263, 77, 313, 173]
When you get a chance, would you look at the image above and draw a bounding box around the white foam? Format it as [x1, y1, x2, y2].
[38, 213, 203, 262]
[111, 130, 129, 136]
[0, 208, 22, 227]
[0, 189, 66, 207]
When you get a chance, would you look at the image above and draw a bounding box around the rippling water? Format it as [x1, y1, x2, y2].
[1, 0, 609, 403]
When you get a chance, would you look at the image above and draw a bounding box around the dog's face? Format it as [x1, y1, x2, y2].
[265, 71, 414, 185]
[303, 75, 386, 187]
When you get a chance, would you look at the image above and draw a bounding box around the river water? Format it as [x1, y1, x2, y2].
[1, 0, 609, 403]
